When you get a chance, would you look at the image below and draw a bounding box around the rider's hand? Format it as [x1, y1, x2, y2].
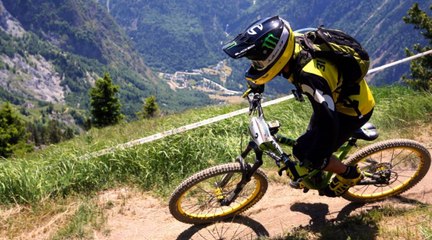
[242, 81, 265, 98]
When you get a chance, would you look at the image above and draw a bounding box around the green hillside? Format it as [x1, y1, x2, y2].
[0, 86, 431, 204]
[0, 85, 431, 238]
[100, 0, 244, 72]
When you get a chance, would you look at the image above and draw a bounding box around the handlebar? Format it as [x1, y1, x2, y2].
[246, 93, 264, 117]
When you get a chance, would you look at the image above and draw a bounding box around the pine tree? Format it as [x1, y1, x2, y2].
[89, 73, 124, 128]
[141, 95, 160, 119]
[403, 3, 432, 91]
[0, 103, 26, 158]
[47, 119, 62, 144]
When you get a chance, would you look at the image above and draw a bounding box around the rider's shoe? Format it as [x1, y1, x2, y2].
[320, 165, 363, 197]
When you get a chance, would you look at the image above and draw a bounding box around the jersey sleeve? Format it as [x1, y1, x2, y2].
[299, 57, 375, 117]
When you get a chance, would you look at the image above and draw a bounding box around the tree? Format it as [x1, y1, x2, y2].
[47, 119, 62, 144]
[140, 95, 160, 119]
[403, 3, 432, 91]
[0, 103, 26, 158]
[89, 73, 124, 127]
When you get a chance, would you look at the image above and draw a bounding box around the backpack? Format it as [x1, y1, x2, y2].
[293, 27, 370, 117]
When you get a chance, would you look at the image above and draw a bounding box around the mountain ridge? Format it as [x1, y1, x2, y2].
[0, 0, 214, 121]
[103, 0, 430, 87]
[0, 1, 430, 123]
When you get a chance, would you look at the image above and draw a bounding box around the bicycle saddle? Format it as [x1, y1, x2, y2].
[352, 122, 379, 141]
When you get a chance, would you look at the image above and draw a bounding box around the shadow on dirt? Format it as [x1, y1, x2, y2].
[289, 201, 378, 239]
[175, 196, 428, 240]
[176, 215, 269, 240]
[288, 195, 429, 240]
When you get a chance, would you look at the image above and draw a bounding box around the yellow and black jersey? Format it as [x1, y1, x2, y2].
[288, 44, 375, 117]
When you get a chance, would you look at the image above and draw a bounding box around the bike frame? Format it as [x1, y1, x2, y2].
[236, 133, 359, 190]
[168, 92, 430, 224]
[218, 93, 386, 206]
[229, 94, 360, 197]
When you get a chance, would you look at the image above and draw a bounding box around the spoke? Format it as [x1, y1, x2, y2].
[198, 226, 216, 239]
[392, 149, 418, 169]
[353, 184, 370, 195]
[194, 184, 218, 198]
[396, 173, 416, 178]
[346, 143, 428, 201]
[370, 184, 381, 195]
[393, 177, 409, 186]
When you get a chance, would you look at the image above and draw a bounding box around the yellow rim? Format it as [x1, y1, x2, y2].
[176, 174, 262, 220]
[346, 147, 424, 200]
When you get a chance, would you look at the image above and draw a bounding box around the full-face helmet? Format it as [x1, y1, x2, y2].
[223, 16, 295, 85]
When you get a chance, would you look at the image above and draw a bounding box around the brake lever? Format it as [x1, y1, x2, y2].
[247, 93, 260, 115]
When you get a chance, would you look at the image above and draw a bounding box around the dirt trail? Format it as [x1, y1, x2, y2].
[95, 124, 432, 240]
[95, 147, 432, 240]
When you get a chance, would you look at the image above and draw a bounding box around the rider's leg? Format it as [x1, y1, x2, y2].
[323, 155, 347, 174]
[319, 110, 375, 197]
[320, 155, 362, 197]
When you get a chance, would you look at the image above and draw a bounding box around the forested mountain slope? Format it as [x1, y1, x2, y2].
[0, 0, 430, 122]
[103, 0, 430, 88]
[0, 0, 213, 119]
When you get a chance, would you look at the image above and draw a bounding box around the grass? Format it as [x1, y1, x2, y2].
[371, 86, 432, 131]
[51, 201, 106, 240]
[0, 86, 431, 204]
[0, 196, 105, 239]
[0, 86, 431, 239]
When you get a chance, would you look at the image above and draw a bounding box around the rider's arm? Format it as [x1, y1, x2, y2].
[296, 57, 340, 128]
[298, 71, 338, 126]
[293, 70, 339, 169]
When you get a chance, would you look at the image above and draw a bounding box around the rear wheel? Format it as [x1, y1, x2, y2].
[343, 139, 431, 202]
[169, 163, 268, 224]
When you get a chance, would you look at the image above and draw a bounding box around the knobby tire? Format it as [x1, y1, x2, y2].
[343, 139, 431, 202]
[169, 163, 268, 224]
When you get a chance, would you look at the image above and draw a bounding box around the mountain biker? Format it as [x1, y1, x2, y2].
[222, 16, 375, 197]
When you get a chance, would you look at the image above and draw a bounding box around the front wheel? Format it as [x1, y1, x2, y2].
[343, 139, 431, 202]
[169, 163, 268, 224]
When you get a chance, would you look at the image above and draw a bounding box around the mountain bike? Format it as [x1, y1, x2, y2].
[168, 93, 431, 224]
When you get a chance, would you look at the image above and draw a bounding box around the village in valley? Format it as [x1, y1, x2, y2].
[159, 61, 244, 103]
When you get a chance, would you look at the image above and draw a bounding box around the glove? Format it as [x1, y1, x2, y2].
[242, 81, 265, 98]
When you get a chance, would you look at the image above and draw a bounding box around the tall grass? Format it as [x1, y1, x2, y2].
[371, 86, 432, 129]
[0, 86, 430, 205]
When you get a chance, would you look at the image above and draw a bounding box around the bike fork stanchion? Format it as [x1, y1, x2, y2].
[221, 141, 264, 206]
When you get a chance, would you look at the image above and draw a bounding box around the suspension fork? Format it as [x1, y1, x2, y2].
[219, 141, 263, 206]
